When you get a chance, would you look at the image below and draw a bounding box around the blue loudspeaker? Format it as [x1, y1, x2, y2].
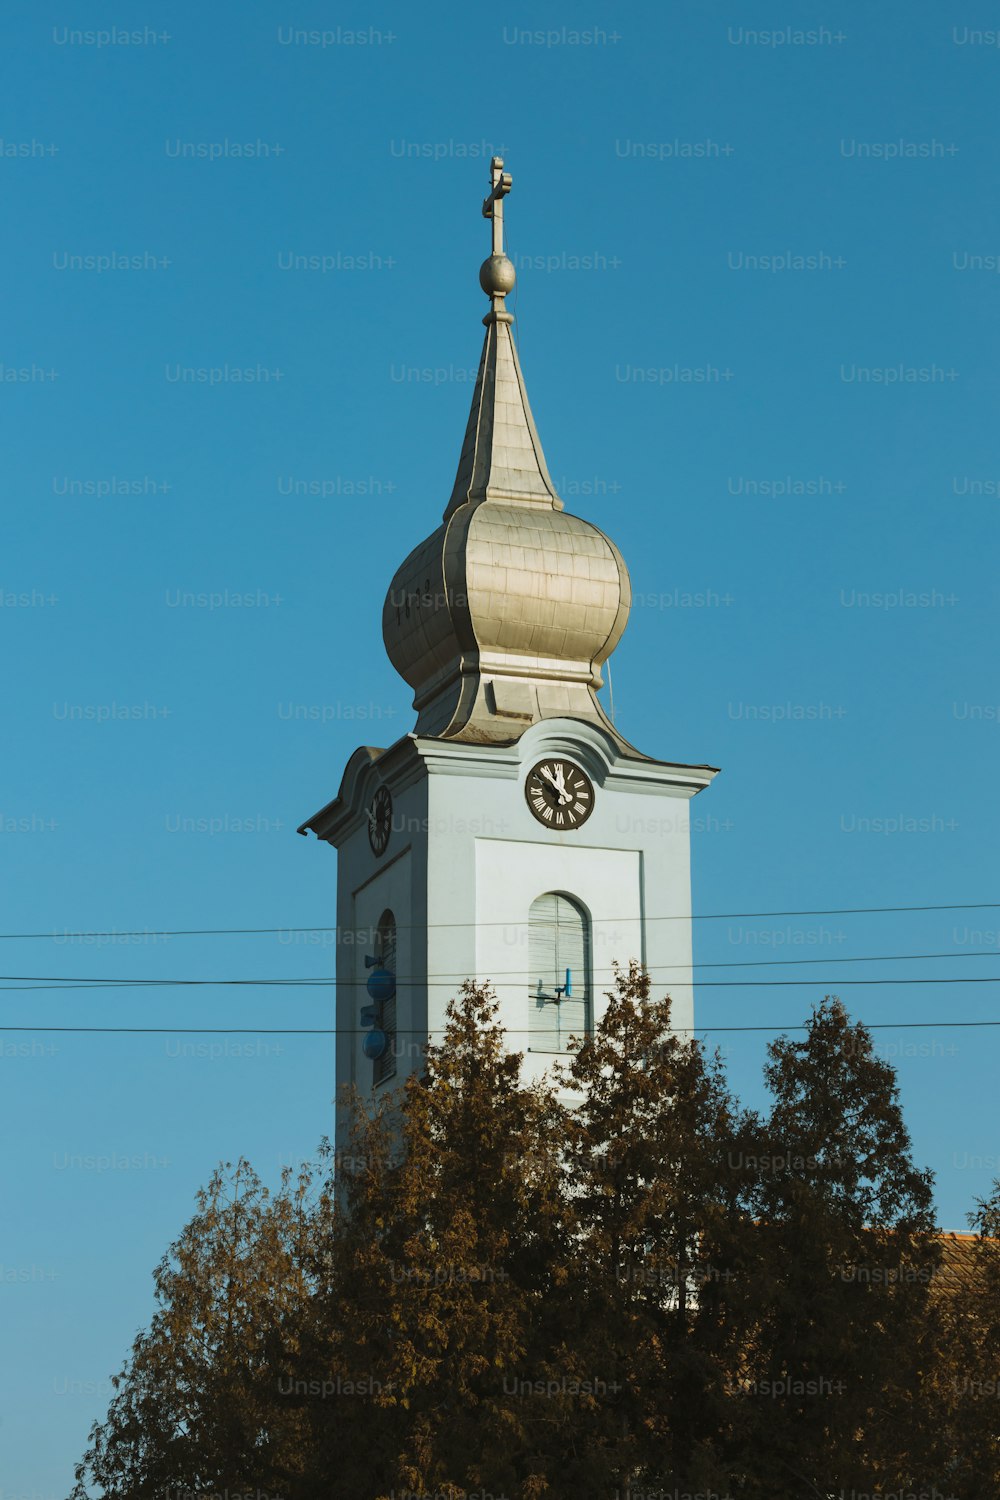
[363, 1028, 387, 1060]
[366, 967, 396, 1003]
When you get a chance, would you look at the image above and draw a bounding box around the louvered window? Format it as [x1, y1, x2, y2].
[374, 909, 397, 1084]
[528, 892, 590, 1052]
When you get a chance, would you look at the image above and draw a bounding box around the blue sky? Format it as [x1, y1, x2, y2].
[5, 1, 1000, 1490]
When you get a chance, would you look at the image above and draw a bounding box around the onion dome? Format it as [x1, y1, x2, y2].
[382, 157, 631, 745]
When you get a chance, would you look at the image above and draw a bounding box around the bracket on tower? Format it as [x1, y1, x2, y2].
[541, 969, 573, 1005]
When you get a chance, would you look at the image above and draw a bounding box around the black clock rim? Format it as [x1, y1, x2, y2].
[524, 758, 595, 828]
[369, 787, 392, 854]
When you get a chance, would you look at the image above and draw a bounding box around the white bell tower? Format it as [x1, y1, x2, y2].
[298, 158, 718, 1152]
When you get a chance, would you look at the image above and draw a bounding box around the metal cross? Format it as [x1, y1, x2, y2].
[482, 156, 512, 256]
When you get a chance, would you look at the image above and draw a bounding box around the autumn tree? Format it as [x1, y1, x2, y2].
[70, 1157, 331, 1500]
[547, 959, 756, 1493]
[730, 996, 940, 1498]
[71, 984, 967, 1500]
[919, 1183, 1000, 1495]
[68, 986, 572, 1500]
[313, 979, 572, 1500]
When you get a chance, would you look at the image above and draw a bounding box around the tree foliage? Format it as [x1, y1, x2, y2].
[70, 1157, 330, 1499]
[71, 978, 990, 1499]
[734, 997, 941, 1496]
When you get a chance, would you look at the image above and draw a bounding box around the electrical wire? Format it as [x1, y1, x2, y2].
[1, 898, 997, 942]
[6, 973, 1000, 993]
[1, 1018, 997, 1036]
[4, 945, 1000, 992]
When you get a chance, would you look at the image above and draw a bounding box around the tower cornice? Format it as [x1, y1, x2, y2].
[297, 721, 720, 847]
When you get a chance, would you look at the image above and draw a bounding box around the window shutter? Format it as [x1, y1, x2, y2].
[529, 892, 560, 1052]
[528, 893, 590, 1052]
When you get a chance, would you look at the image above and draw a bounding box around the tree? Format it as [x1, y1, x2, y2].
[920, 1183, 1000, 1494]
[731, 996, 940, 1497]
[68, 985, 572, 1500]
[315, 979, 573, 1500]
[71, 986, 961, 1499]
[70, 1157, 331, 1500]
[554, 959, 755, 1493]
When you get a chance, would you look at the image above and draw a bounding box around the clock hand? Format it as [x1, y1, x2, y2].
[552, 766, 574, 804]
[539, 766, 573, 806]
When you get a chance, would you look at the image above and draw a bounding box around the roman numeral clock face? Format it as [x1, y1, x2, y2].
[367, 786, 392, 856]
[524, 758, 595, 831]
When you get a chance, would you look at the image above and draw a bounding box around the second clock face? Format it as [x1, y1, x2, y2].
[367, 785, 392, 856]
[524, 758, 595, 831]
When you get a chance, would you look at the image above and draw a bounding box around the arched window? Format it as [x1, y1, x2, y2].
[373, 909, 397, 1085]
[528, 892, 590, 1053]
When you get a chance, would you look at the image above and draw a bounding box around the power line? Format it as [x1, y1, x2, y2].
[661, 950, 1000, 971]
[2, 898, 1000, 942]
[0, 1019, 997, 1036]
[6, 974, 1000, 993]
[2, 947, 1000, 991]
[1, 1026, 336, 1034]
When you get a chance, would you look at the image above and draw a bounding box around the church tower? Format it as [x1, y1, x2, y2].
[299, 159, 718, 1150]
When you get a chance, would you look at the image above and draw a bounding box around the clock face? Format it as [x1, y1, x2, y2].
[524, 758, 595, 831]
[367, 785, 392, 856]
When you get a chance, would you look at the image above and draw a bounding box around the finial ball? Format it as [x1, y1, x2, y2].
[479, 253, 516, 298]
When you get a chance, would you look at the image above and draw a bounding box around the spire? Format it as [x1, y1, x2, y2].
[443, 157, 562, 518]
[382, 155, 634, 748]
